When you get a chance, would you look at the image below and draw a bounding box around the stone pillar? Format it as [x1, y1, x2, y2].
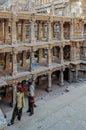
[30, 21, 35, 43]
[69, 68, 73, 83]
[30, 51, 34, 71]
[70, 21, 74, 39]
[51, 23, 54, 39]
[59, 68, 64, 86]
[60, 21, 64, 40]
[17, 53, 20, 63]
[74, 66, 78, 82]
[38, 49, 43, 64]
[12, 51, 17, 76]
[71, 44, 76, 61]
[48, 21, 52, 41]
[51, 48, 53, 62]
[12, 82, 17, 107]
[0, 54, 4, 66]
[16, 22, 18, 40]
[38, 21, 43, 40]
[82, 22, 84, 39]
[22, 51, 28, 67]
[22, 21, 26, 42]
[5, 53, 10, 71]
[60, 46, 64, 64]
[47, 72, 52, 92]
[47, 49, 52, 67]
[32, 75, 36, 87]
[11, 20, 17, 44]
[0, 21, 3, 41]
[4, 20, 9, 44]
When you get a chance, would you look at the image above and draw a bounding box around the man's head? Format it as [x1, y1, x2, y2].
[17, 85, 23, 92]
[27, 79, 32, 85]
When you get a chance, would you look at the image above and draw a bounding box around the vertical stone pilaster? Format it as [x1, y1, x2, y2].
[47, 49, 52, 67]
[16, 22, 18, 40]
[12, 20, 17, 44]
[74, 66, 78, 82]
[22, 21, 26, 42]
[38, 21, 43, 40]
[70, 21, 74, 39]
[68, 69, 72, 83]
[82, 22, 84, 39]
[51, 48, 53, 62]
[32, 75, 36, 87]
[22, 51, 28, 67]
[30, 51, 34, 64]
[0, 53, 4, 66]
[12, 82, 17, 107]
[5, 53, 10, 71]
[48, 21, 52, 41]
[30, 21, 35, 43]
[12, 51, 17, 76]
[59, 68, 64, 86]
[51, 23, 54, 39]
[71, 44, 76, 61]
[30, 51, 34, 71]
[60, 21, 64, 40]
[4, 20, 9, 44]
[17, 53, 20, 63]
[47, 72, 52, 92]
[38, 49, 43, 64]
[60, 46, 64, 64]
[0, 21, 3, 41]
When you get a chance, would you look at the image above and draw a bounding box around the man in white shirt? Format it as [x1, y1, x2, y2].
[27, 80, 35, 116]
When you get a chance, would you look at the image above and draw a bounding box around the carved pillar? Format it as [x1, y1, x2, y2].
[11, 20, 17, 44]
[51, 23, 54, 39]
[4, 20, 9, 44]
[68, 69, 73, 83]
[38, 49, 43, 64]
[71, 44, 76, 61]
[70, 21, 74, 39]
[5, 52, 10, 71]
[47, 72, 52, 92]
[74, 66, 78, 82]
[48, 21, 52, 41]
[12, 51, 17, 76]
[82, 22, 84, 39]
[38, 21, 43, 40]
[22, 21, 26, 42]
[60, 46, 64, 64]
[22, 51, 28, 67]
[30, 51, 34, 71]
[17, 53, 20, 63]
[12, 82, 17, 107]
[59, 67, 64, 86]
[30, 21, 35, 43]
[0, 54, 4, 66]
[51, 48, 53, 62]
[60, 21, 64, 40]
[0, 21, 3, 41]
[47, 48, 52, 67]
[16, 22, 18, 40]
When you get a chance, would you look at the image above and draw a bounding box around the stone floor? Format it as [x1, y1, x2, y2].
[1, 80, 86, 130]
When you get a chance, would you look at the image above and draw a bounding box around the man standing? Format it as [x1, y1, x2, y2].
[27, 80, 35, 116]
[8, 84, 25, 126]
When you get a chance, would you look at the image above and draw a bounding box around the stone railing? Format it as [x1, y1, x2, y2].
[0, 6, 11, 12]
